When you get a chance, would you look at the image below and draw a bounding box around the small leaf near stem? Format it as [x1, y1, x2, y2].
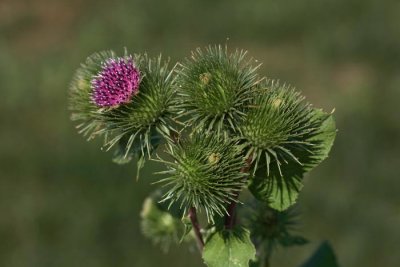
[224, 157, 252, 229]
[202, 227, 256, 267]
[188, 207, 204, 251]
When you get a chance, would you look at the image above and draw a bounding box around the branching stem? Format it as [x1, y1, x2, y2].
[188, 207, 204, 251]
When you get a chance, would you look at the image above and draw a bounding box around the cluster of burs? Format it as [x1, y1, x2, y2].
[69, 45, 336, 266]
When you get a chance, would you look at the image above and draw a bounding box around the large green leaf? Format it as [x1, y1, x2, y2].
[248, 167, 303, 211]
[248, 110, 336, 211]
[203, 228, 256, 267]
[302, 109, 337, 171]
[299, 241, 340, 267]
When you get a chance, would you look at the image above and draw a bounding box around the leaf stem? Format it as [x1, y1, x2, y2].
[188, 207, 204, 251]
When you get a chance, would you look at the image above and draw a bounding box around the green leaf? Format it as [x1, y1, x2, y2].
[303, 110, 337, 171]
[249, 168, 303, 211]
[203, 228, 256, 267]
[299, 241, 340, 267]
[248, 110, 336, 211]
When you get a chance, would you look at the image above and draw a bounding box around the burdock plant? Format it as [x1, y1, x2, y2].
[69, 45, 338, 267]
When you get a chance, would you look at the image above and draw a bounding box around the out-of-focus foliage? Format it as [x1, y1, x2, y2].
[240, 200, 309, 264]
[0, 0, 399, 267]
[140, 193, 192, 252]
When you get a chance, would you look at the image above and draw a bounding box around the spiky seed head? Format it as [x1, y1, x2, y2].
[157, 132, 247, 222]
[177, 45, 261, 133]
[91, 56, 140, 107]
[240, 80, 320, 175]
[241, 80, 336, 211]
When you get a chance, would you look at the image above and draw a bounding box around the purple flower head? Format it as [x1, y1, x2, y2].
[91, 56, 140, 107]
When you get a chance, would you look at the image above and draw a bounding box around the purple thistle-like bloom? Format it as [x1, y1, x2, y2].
[91, 56, 140, 107]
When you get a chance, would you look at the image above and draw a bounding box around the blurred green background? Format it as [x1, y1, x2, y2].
[1, 0, 399, 266]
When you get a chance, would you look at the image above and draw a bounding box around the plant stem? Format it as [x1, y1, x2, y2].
[224, 194, 238, 229]
[188, 207, 204, 251]
[224, 157, 253, 230]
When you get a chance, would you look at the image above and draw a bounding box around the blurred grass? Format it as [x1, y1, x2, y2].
[0, 0, 399, 266]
